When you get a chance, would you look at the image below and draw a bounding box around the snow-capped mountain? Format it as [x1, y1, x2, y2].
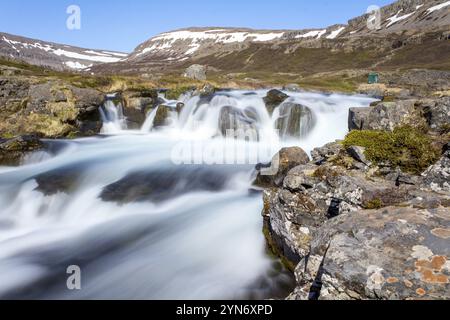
[98, 0, 448, 73]
[0, 32, 127, 71]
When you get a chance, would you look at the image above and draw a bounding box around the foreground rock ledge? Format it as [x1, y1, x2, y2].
[258, 144, 450, 300]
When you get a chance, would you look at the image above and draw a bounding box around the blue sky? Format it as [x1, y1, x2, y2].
[0, 0, 395, 52]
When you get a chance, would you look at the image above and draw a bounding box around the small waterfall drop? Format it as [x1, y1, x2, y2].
[100, 100, 127, 134]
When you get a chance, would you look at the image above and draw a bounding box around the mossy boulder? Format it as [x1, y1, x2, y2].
[0, 80, 104, 138]
[343, 126, 440, 174]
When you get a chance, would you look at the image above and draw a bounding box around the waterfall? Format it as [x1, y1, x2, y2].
[100, 100, 127, 134]
[141, 106, 159, 132]
[0, 89, 376, 299]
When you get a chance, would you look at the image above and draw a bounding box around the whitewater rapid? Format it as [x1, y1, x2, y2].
[0, 89, 375, 299]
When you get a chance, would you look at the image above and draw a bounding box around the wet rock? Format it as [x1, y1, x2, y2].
[100, 166, 231, 204]
[153, 105, 175, 128]
[0, 134, 44, 166]
[184, 64, 207, 81]
[254, 147, 310, 188]
[275, 103, 316, 139]
[122, 90, 158, 127]
[218, 106, 257, 137]
[291, 206, 450, 300]
[263, 89, 289, 115]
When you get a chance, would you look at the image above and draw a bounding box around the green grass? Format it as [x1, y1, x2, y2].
[343, 126, 440, 174]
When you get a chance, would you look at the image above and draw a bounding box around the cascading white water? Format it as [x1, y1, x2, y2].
[99, 100, 127, 134]
[0, 89, 376, 299]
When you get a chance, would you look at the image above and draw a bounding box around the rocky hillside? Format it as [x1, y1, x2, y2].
[0, 32, 127, 71]
[91, 0, 450, 76]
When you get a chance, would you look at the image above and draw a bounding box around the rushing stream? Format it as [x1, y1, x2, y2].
[0, 89, 375, 299]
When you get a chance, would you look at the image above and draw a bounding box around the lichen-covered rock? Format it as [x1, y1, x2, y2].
[421, 148, 450, 193]
[419, 97, 450, 133]
[311, 141, 344, 164]
[349, 98, 449, 133]
[349, 100, 426, 132]
[0, 79, 104, 138]
[254, 147, 310, 188]
[290, 206, 450, 300]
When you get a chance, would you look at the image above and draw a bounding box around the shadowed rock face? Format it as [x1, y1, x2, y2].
[218, 106, 257, 137]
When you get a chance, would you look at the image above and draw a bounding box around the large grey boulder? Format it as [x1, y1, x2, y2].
[348, 100, 425, 132]
[289, 205, 450, 300]
[184, 64, 207, 81]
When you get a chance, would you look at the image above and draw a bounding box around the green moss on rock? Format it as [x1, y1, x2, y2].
[343, 126, 440, 174]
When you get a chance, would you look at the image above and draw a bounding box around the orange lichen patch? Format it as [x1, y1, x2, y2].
[421, 269, 448, 284]
[415, 255, 449, 285]
[404, 280, 413, 288]
[387, 277, 399, 284]
[416, 288, 426, 296]
[415, 256, 447, 272]
[431, 228, 450, 239]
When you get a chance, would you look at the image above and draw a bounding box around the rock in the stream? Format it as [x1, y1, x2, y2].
[122, 90, 158, 127]
[263, 89, 289, 115]
[289, 206, 450, 300]
[0, 134, 44, 166]
[275, 103, 316, 139]
[218, 106, 257, 137]
[100, 166, 230, 204]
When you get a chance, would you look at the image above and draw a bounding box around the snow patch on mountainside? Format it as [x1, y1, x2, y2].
[427, 0, 450, 13]
[326, 27, 346, 39]
[135, 30, 286, 57]
[0, 35, 125, 68]
[386, 10, 415, 28]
